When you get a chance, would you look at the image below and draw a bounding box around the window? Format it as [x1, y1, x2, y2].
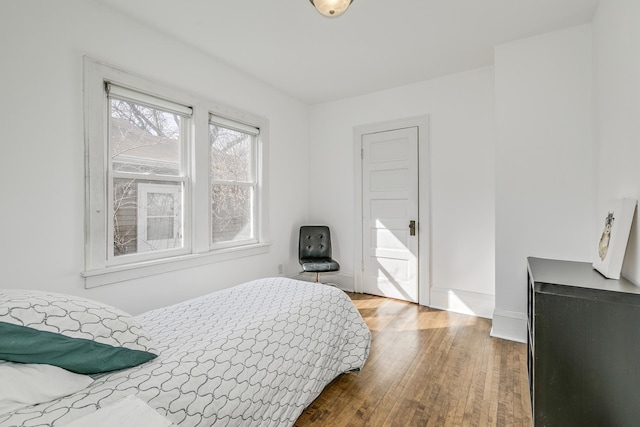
[83, 58, 270, 288]
[108, 84, 190, 261]
[209, 116, 259, 248]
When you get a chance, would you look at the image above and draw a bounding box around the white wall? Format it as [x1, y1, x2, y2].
[593, 0, 640, 285]
[309, 67, 496, 317]
[493, 24, 594, 341]
[5, 1, 631, 341]
[0, 0, 310, 314]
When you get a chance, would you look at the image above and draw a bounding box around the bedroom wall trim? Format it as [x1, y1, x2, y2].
[490, 309, 527, 343]
[429, 287, 494, 319]
[84, 243, 271, 288]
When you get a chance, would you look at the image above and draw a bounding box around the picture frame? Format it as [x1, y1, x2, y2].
[592, 198, 637, 279]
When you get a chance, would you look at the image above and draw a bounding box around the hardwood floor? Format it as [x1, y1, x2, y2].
[295, 293, 532, 427]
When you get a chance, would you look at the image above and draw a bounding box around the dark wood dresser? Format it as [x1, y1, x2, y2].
[527, 257, 640, 426]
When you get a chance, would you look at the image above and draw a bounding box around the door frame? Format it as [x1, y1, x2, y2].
[353, 116, 431, 306]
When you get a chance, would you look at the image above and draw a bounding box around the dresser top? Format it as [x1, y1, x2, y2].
[528, 257, 640, 296]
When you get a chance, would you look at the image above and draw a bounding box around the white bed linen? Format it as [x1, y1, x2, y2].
[0, 278, 371, 427]
[63, 395, 176, 427]
[0, 362, 93, 416]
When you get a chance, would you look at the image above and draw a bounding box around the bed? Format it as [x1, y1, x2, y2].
[0, 277, 371, 426]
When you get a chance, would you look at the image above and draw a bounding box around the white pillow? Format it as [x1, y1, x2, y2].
[0, 361, 93, 415]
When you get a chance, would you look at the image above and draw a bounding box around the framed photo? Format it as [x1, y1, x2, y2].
[593, 198, 637, 279]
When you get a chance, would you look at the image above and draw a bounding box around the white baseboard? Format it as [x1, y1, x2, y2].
[288, 274, 525, 344]
[429, 287, 495, 319]
[490, 309, 527, 343]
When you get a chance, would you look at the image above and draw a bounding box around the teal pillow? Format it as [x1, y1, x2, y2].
[0, 289, 157, 374]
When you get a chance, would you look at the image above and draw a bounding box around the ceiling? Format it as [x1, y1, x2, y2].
[94, 0, 599, 105]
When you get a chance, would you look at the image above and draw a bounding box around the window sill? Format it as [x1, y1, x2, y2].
[82, 242, 272, 289]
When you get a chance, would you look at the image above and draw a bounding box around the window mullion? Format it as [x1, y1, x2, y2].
[192, 108, 210, 254]
[210, 180, 255, 187]
[111, 171, 187, 183]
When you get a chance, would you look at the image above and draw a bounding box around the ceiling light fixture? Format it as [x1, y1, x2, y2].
[309, 0, 353, 18]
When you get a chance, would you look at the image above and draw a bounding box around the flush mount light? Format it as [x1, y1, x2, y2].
[309, 0, 353, 18]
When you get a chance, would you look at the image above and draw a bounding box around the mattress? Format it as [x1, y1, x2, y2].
[0, 277, 371, 426]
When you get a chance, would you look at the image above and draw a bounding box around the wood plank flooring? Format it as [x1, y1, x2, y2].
[295, 293, 532, 427]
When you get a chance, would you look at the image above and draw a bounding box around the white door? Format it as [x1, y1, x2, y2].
[362, 127, 419, 302]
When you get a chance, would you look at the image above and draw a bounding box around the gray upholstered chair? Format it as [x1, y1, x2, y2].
[298, 225, 340, 283]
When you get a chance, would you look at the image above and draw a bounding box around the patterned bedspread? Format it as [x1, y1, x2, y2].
[0, 278, 371, 426]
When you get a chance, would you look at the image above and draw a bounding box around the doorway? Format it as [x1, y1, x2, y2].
[354, 117, 430, 306]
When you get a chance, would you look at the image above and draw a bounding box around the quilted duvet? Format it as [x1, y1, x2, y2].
[0, 277, 371, 426]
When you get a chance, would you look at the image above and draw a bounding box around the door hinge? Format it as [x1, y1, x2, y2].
[361, 148, 364, 159]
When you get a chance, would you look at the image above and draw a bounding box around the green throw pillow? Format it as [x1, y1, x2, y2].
[0, 289, 157, 374]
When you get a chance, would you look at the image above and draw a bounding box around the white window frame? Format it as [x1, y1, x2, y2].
[209, 115, 260, 250]
[83, 57, 270, 288]
[107, 83, 191, 264]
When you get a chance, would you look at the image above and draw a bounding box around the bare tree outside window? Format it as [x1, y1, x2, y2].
[209, 124, 256, 244]
[110, 98, 184, 256]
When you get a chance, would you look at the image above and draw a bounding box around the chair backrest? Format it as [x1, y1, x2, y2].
[299, 226, 332, 260]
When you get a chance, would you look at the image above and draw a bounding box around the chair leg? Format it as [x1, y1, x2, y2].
[315, 272, 320, 283]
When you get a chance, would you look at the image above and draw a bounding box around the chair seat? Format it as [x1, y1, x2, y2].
[300, 257, 340, 272]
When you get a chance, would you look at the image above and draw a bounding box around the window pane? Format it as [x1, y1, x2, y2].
[113, 178, 183, 256]
[146, 192, 175, 240]
[110, 99, 182, 176]
[211, 184, 253, 244]
[147, 192, 175, 216]
[209, 124, 252, 182]
[147, 218, 174, 240]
